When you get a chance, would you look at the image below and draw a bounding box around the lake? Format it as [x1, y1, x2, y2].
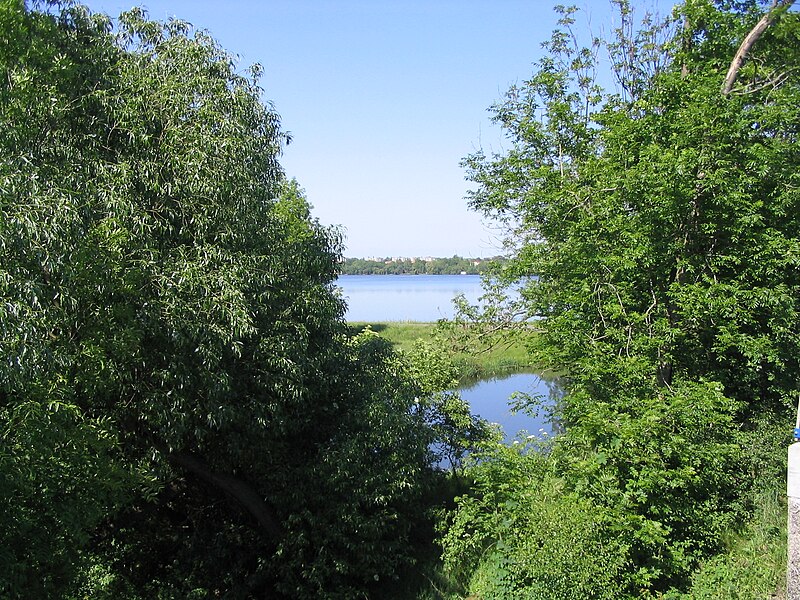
[337, 274, 559, 442]
[337, 274, 483, 322]
[462, 371, 561, 442]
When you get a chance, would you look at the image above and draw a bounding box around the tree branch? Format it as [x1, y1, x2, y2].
[722, 0, 796, 95]
[168, 451, 282, 540]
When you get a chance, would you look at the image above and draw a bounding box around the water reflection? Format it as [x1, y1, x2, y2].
[459, 371, 563, 443]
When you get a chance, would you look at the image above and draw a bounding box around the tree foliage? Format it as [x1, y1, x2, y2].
[444, 0, 800, 596]
[442, 443, 628, 600]
[0, 3, 454, 597]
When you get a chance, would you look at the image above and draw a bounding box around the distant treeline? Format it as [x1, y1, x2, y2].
[341, 255, 506, 275]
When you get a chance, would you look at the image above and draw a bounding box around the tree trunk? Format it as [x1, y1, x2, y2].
[169, 451, 282, 540]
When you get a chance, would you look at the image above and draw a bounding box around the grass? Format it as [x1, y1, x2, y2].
[670, 485, 787, 599]
[348, 321, 534, 383]
[349, 321, 436, 352]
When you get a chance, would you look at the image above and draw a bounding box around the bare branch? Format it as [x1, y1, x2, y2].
[730, 67, 797, 95]
[722, 0, 796, 95]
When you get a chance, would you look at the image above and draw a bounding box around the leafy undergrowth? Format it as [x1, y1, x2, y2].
[667, 487, 787, 600]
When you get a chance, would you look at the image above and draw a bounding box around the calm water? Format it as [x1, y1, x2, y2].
[337, 274, 559, 442]
[462, 372, 561, 442]
[337, 274, 483, 322]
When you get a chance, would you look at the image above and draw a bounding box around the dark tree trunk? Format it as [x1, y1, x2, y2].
[168, 452, 282, 540]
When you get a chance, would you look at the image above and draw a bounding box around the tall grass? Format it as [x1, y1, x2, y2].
[348, 321, 533, 383]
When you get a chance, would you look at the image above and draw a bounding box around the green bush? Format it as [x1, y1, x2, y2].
[441, 443, 629, 600]
[670, 487, 787, 600]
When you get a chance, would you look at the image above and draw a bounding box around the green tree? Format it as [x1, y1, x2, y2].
[1, 3, 441, 597]
[445, 0, 800, 595]
[0, 4, 142, 594]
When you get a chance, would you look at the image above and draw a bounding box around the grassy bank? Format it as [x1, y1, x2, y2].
[348, 321, 533, 383]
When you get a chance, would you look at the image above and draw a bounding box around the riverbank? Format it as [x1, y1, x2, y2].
[348, 321, 532, 383]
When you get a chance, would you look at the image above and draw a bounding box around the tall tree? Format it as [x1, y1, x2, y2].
[446, 0, 800, 595]
[1, 3, 439, 597]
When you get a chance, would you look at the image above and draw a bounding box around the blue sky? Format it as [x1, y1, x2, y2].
[80, 0, 673, 258]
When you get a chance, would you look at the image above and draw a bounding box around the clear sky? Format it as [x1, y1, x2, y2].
[79, 0, 673, 258]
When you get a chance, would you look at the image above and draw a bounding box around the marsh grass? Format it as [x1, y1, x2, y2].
[348, 321, 532, 383]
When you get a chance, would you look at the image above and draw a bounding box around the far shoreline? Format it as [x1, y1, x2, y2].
[337, 272, 480, 276]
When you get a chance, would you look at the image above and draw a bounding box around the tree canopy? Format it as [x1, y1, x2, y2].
[0, 3, 454, 597]
[444, 0, 800, 596]
[5, 0, 800, 597]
